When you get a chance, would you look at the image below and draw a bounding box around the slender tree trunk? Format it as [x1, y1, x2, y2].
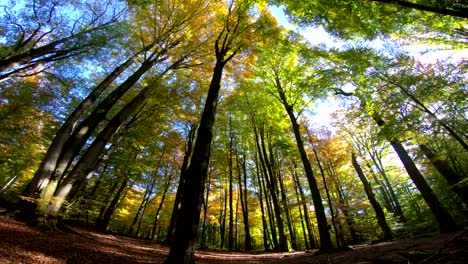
[275, 79, 333, 252]
[371, 152, 406, 222]
[403, 183, 423, 220]
[96, 177, 129, 231]
[294, 185, 309, 250]
[0, 175, 18, 193]
[372, 114, 460, 232]
[258, 126, 288, 252]
[201, 171, 212, 248]
[151, 173, 173, 240]
[262, 172, 278, 250]
[237, 151, 252, 251]
[129, 188, 151, 235]
[220, 186, 227, 249]
[420, 144, 468, 206]
[334, 176, 359, 244]
[254, 125, 279, 250]
[366, 163, 396, 214]
[312, 148, 340, 248]
[165, 124, 196, 244]
[278, 167, 297, 250]
[96, 179, 120, 225]
[352, 153, 393, 240]
[254, 151, 270, 251]
[234, 189, 239, 250]
[292, 164, 317, 249]
[228, 122, 235, 251]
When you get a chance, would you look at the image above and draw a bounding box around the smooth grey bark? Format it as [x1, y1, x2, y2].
[237, 151, 252, 251]
[46, 80, 159, 216]
[372, 114, 460, 233]
[292, 163, 317, 249]
[419, 144, 468, 206]
[254, 150, 271, 251]
[258, 126, 288, 252]
[96, 176, 130, 232]
[274, 77, 333, 252]
[21, 47, 148, 211]
[165, 124, 196, 244]
[352, 153, 393, 240]
[151, 172, 173, 240]
[165, 23, 239, 261]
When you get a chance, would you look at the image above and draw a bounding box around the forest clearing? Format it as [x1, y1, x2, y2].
[0, 0, 467, 263]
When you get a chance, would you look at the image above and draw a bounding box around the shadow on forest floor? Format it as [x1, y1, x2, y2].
[0, 218, 467, 264]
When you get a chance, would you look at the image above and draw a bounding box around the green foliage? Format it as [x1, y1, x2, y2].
[274, 0, 467, 46]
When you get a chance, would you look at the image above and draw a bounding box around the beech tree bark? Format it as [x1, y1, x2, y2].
[20, 47, 151, 217]
[96, 177, 130, 232]
[419, 144, 468, 206]
[165, 18, 241, 260]
[372, 114, 460, 233]
[165, 124, 196, 244]
[352, 153, 393, 240]
[274, 77, 333, 252]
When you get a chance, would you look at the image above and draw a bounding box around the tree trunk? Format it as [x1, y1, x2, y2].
[220, 186, 227, 249]
[372, 114, 460, 233]
[275, 79, 333, 252]
[258, 125, 288, 252]
[165, 52, 229, 263]
[254, 150, 271, 251]
[334, 175, 360, 244]
[366, 163, 396, 215]
[96, 177, 129, 232]
[292, 163, 317, 249]
[254, 124, 279, 250]
[228, 121, 235, 251]
[42, 57, 159, 203]
[419, 144, 468, 206]
[370, 151, 406, 222]
[278, 166, 297, 250]
[312, 146, 340, 248]
[237, 151, 252, 251]
[129, 181, 154, 236]
[294, 183, 309, 250]
[152, 173, 173, 240]
[46, 83, 156, 217]
[352, 153, 393, 240]
[22, 46, 150, 200]
[165, 124, 195, 244]
[200, 171, 212, 248]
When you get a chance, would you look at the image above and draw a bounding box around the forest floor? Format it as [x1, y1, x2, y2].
[0, 218, 467, 264]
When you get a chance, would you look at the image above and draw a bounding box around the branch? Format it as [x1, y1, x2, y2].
[370, 0, 468, 19]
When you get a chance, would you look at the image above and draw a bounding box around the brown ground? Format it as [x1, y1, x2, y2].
[0, 219, 467, 264]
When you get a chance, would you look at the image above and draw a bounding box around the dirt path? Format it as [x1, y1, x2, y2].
[0, 219, 467, 264]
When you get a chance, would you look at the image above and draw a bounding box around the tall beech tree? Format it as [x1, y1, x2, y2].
[335, 85, 461, 233]
[165, 1, 273, 262]
[255, 32, 333, 252]
[351, 152, 393, 240]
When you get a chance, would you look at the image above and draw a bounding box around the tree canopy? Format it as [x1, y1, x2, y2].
[0, 0, 466, 263]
